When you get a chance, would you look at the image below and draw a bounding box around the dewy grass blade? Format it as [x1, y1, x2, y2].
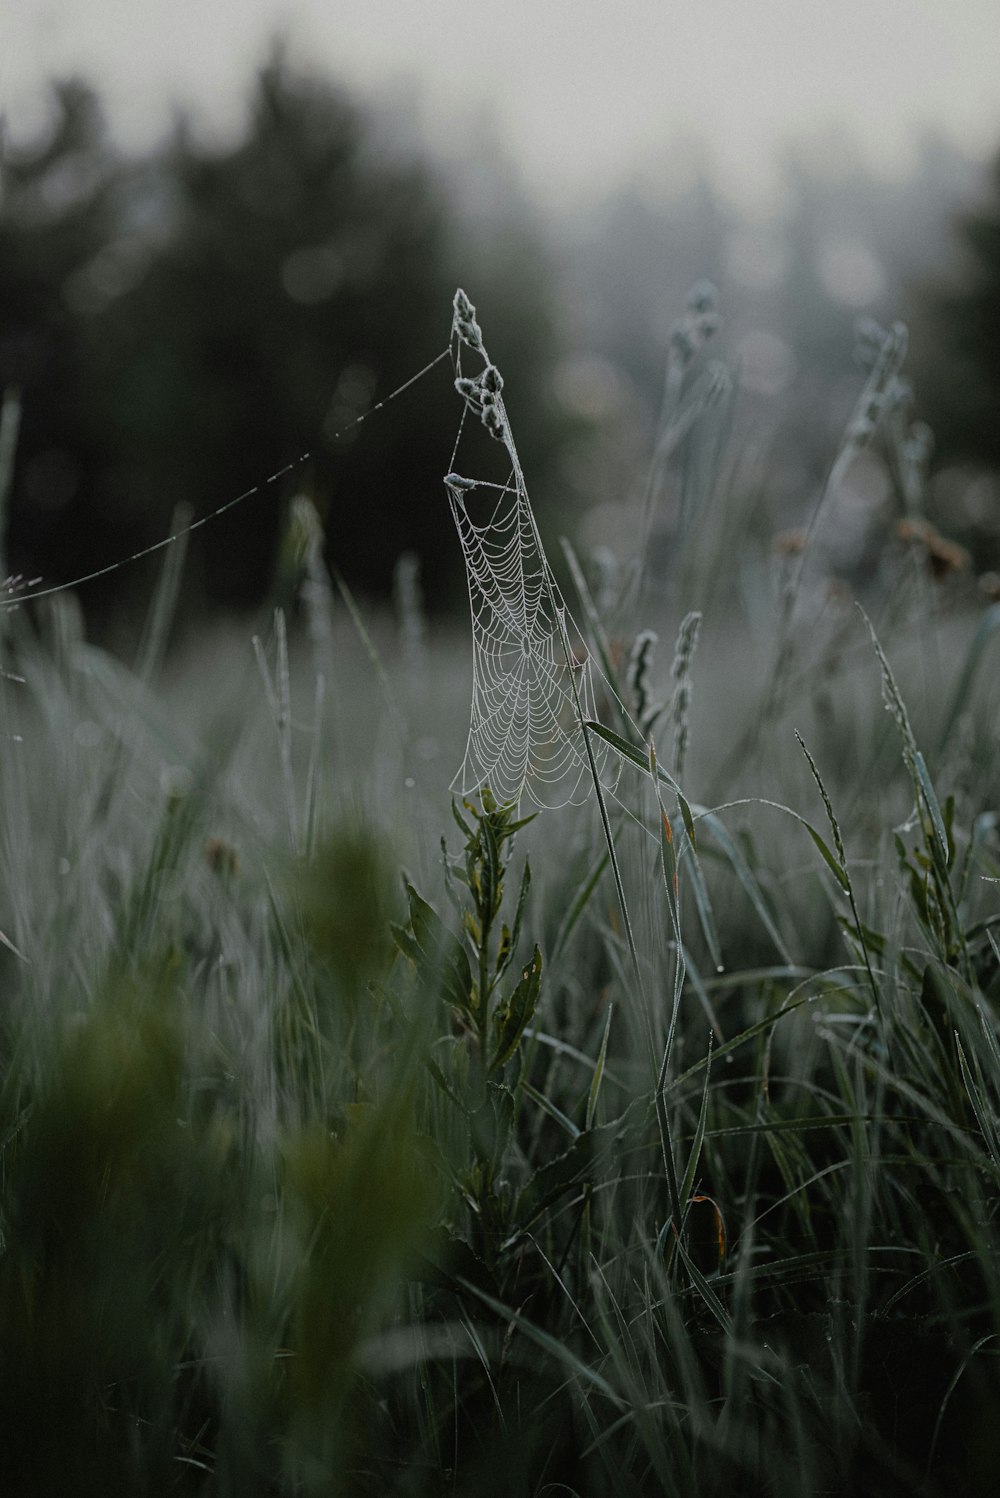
[551, 848, 610, 962]
[453, 1279, 624, 1403]
[329, 561, 404, 729]
[696, 809, 793, 966]
[796, 731, 879, 1010]
[134, 502, 192, 684]
[585, 720, 681, 795]
[914, 749, 951, 873]
[937, 602, 1000, 756]
[586, 1001, 615, 1132]
[560, 535, 627, 710]
[956, 1036, 1000, 1173]
[925, 1334, 997, 1478]
[678, 1035, 713, 1211]
[0, 926, 29, 963]
[683, 826, 723, 972]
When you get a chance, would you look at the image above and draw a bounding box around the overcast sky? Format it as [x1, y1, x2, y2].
[4, 1, 1000, 210]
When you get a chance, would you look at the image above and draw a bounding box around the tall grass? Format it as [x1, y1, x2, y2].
[0, 288, 998, 1497]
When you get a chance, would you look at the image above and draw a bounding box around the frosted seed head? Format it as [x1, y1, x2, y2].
[458, 318, 484, 351]
[670, 610, 702, 680]
[627, 629, 659, 732]
[482, 403, 505, 439]
[481, 363, 504, 395]
[452, 290, 483, 350]
[886, 375, 913, 416]
[444, 472, 478, 491]
[627, 629, 658, 691]
[455, 376, 481, 401]
[853, 315, 886, 371]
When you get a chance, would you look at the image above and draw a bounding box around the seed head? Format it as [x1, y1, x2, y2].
[452, 288, 483, 351]
[482, 403, 505, 440]
[481, 363, 504, 396]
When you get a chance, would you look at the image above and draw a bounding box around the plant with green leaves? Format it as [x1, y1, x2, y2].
[391, 788, 541, 1261]
[394, 787, 540, 1077]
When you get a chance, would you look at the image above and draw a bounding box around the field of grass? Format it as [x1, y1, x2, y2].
[1, 289, 999, 1496]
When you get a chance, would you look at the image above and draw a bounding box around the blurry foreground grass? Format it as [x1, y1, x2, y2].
[0, 294, 999, 1496]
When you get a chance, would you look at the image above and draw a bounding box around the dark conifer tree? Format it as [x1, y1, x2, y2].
[919, 147, 1000, 472]
[0, 80, 126, 594]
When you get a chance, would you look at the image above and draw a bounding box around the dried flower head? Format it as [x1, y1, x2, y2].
[895, 518, 970, 580]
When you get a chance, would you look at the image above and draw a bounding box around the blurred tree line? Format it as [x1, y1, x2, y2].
[0, 49, 576, 630]
[3, 51, 999, 635]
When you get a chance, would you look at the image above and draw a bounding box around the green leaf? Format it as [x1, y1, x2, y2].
[519, 1078, 580, 1139]
[586, 1002, 614, 1131]
[698, 810, 793, 966]
[451, 798, 474, 841]
[678, 1037, 713, 1211]
[560, 536, 627, 713]
[496, 858, 531, 979]
[658, 806, 679, 930]
[551, 850, 608, 962]
[914, 750, 951, 873]
[920, 960, 957, 1041]
[469, 1081, 515, 1171]
[390, 923, 423, 968]
[685, 839, 723, 972]
[516, 1128, 598, 1230]
[454, 1277, 623, 1404]
[802, 822, 850, 892]
[494, 922, 512, 976]
[492, 946, 542, 1069]
[584, 720, 681, 794]
[677, 791, 697, 849]
[415, 1229, 500, 1298]
[833, 914, 888, 957]
[396, 883, 474, 1016]
[937, 602, 1000, 754]
[516, 1099, 651, 1230]
[479, 812, 501, 919]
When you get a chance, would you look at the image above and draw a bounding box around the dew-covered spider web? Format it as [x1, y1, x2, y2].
[446, 290, 615, 811]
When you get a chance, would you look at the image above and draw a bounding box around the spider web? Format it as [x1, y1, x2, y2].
[447, 291, 613, 811]
[447, 476, 603, 809]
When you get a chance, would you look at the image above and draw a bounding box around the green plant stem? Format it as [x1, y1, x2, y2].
[478, 915, 492, 1071]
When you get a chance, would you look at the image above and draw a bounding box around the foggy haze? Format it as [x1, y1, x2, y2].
[4, 1, 1000, 210]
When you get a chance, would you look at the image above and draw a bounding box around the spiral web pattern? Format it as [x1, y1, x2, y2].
[448, 476, 602, 809]
[445, 290, 624, 810]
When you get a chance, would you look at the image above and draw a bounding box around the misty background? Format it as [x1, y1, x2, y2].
[2, 2, 1000, 639]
